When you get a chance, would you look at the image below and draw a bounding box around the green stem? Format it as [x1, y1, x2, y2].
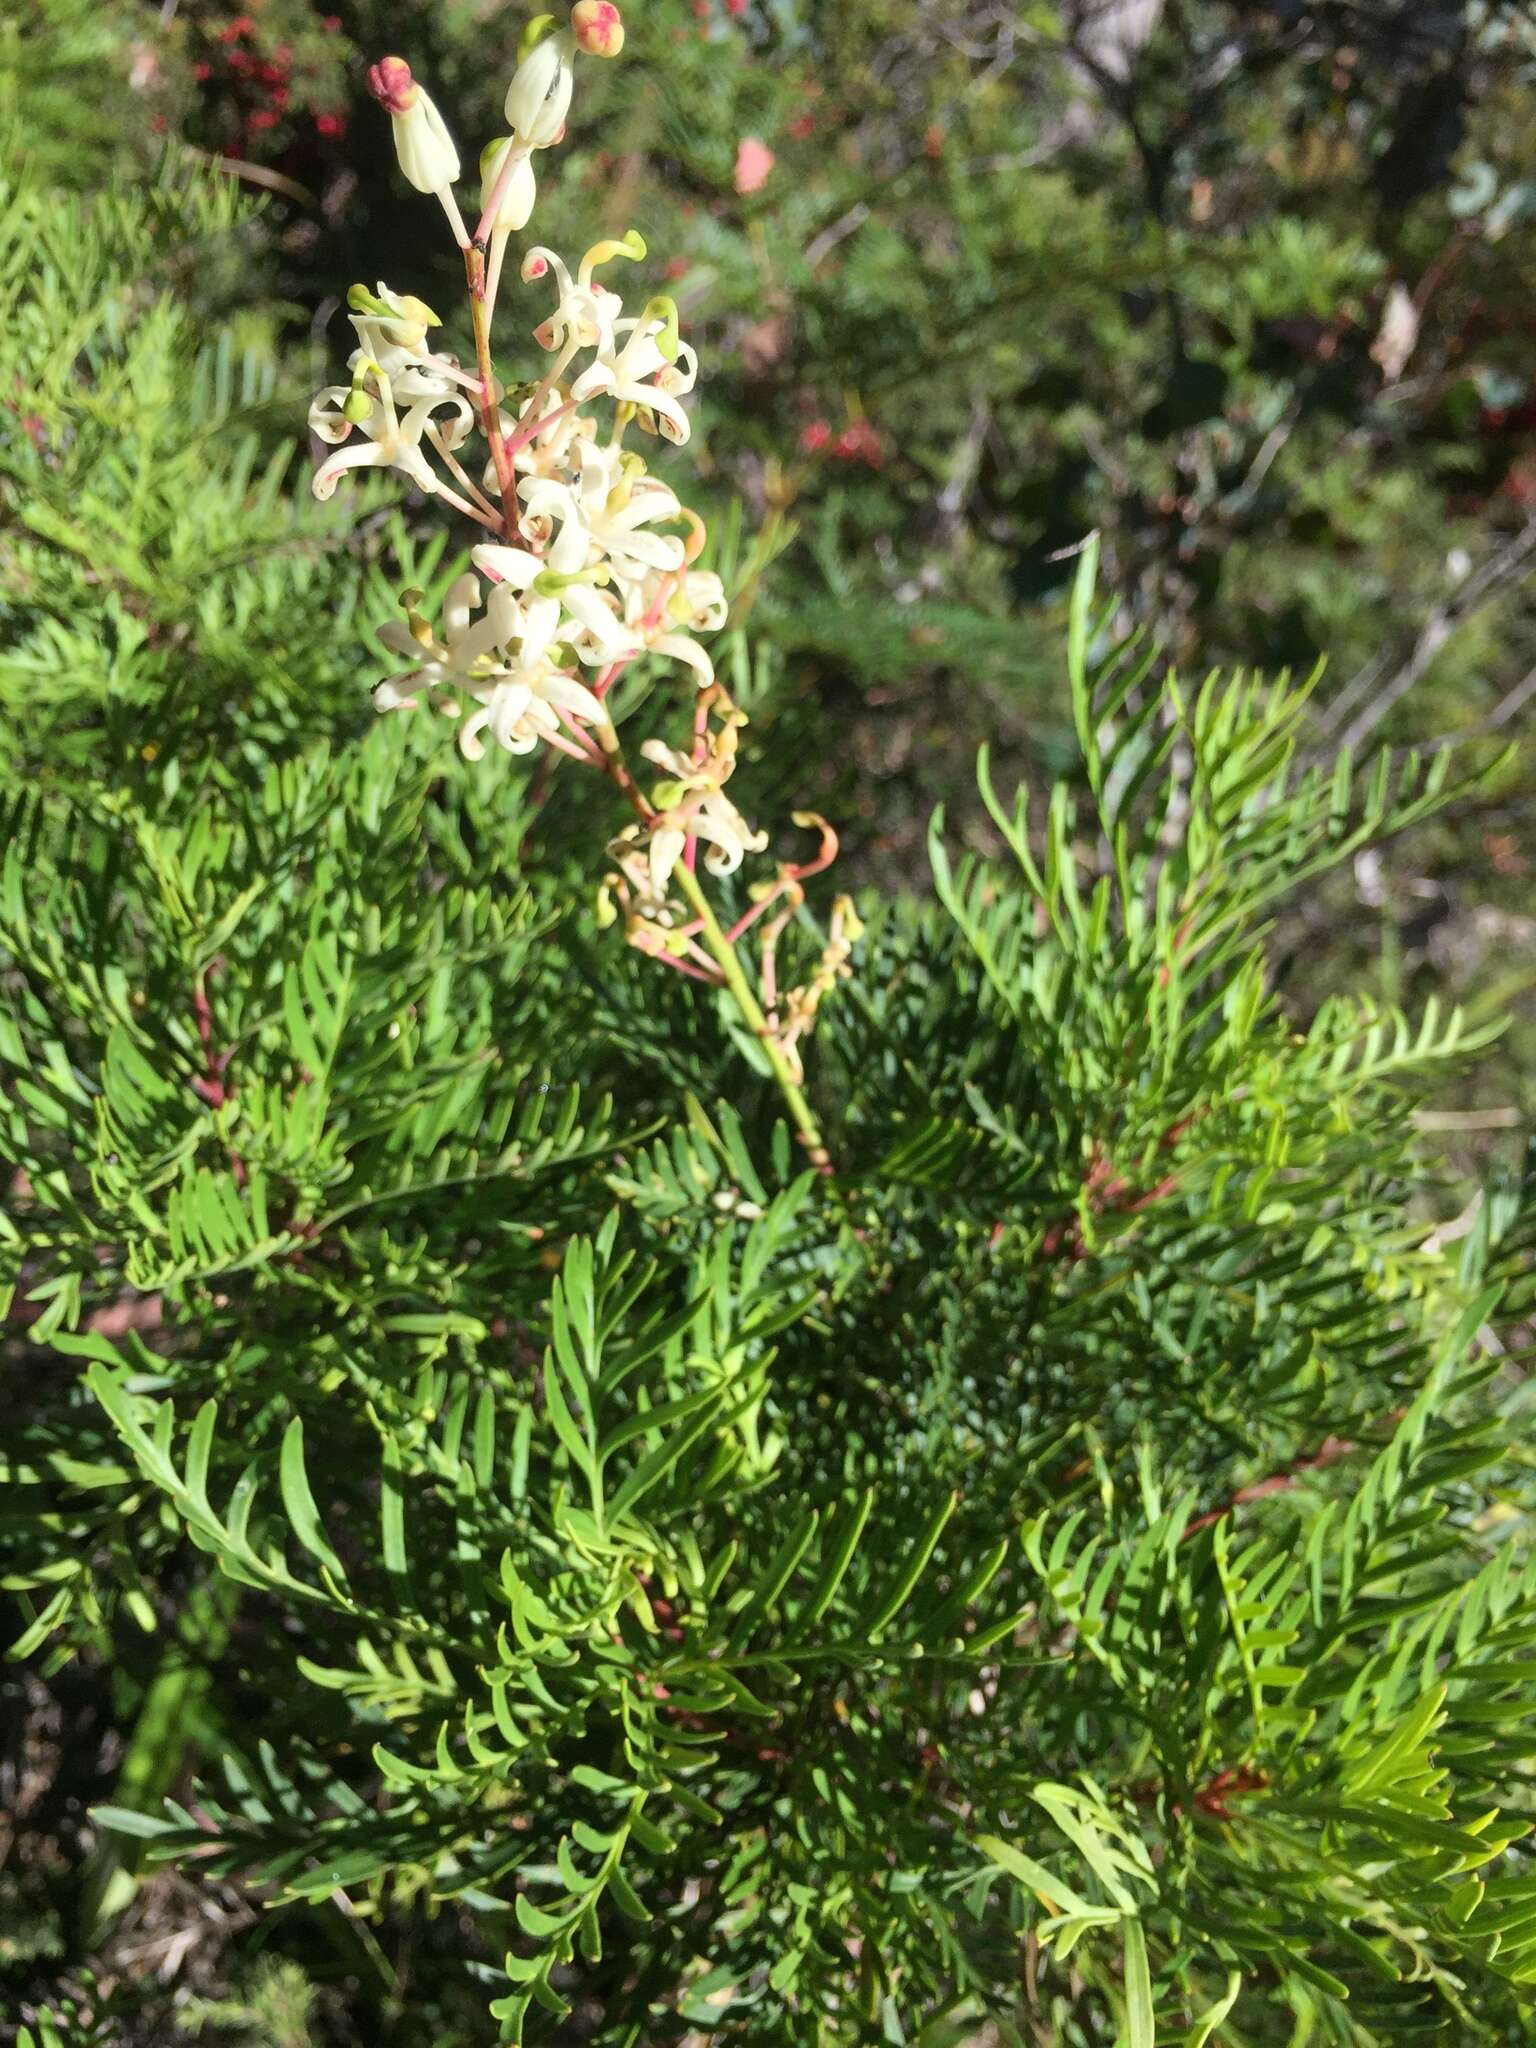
[672, 859, 833, 1176]
[78, 1576, 235, 1947]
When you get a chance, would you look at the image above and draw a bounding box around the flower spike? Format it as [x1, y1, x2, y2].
[312, 0, 841, 1167]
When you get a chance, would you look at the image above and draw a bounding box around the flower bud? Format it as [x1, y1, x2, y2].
[505, 27, 574, 148]
[571, 0, 624, 56]
[479, 137, 537, 233]
[348, 282, 440, 352]
[366, 56, 416, 115]
[368, 57, 460, 194]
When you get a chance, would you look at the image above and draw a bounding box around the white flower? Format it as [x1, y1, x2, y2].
[347, 282, 437, 358]
[477, 508, 725, 687]
[505, 27, 574, 149]
[344, 284, 459, 402]
[372, 573, 513, 706]
[621, 568, 726, 687]
[602, 825, 690, 935]
[570, 299, 698, 444]
[670, 570, 728, 633]
[603, 824, 684, 923]
[458, 666, 606, 759]
[367, 60, 460, 195]
[309, 378, 474, 500]
[371, 574, 609, 760]
[520, 232, 646, 360]
[472, 536, 634, 668]
[522, 440, 687, 586]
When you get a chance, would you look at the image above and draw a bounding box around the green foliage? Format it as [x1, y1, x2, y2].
[4, 11, 1536, 2046]
[6, 512, 1536, 2040]
[0, 154, 370, 775]
[178, 1959, 320, 2047]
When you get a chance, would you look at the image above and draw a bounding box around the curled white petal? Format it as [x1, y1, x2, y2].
[471, 544, 545, 589]
[649, 631, 715, 688]
[562, 587, 636, 661]
[441, 573, 481, 644]
[308, 387, 356, 445]
[373, 674, 420, 712]
[313, 440, 388, 500]
[647, 824, 687, 900]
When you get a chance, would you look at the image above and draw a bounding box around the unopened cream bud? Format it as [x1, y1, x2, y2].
[571, 0, 624, 56]
[505, 27, 574, 148]
[479, 136, 537, 233]
[368, 57, 460, 195]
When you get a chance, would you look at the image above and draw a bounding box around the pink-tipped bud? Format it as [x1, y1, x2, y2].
[571, 0, 624, 55]
[367, 58, 459, 194]
[367, 56, 417, 114]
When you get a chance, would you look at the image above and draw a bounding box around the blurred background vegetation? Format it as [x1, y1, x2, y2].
[3, 0, 1536, 2035]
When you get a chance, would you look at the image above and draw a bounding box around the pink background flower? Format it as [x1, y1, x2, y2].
[733, 137, 775, 195]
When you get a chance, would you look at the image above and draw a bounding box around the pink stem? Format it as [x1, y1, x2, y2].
[429, 429, 503, 523]
[722, 882, 792, 947]
[646, 947, 723, 985]
[541, 723, 603, 765]
[432, 479, 504, 533]
[640, 573, 680, 635]
[550, 701, 607, 763]
[424, 358, 487, 395]
[760, 930, 780, 1016]
[593, 654, 636, 702]
[474, 149, 522, 248]
[506, 396, 580, 460]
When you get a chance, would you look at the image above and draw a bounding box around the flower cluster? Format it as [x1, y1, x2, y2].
[308, 18, 723, 761]
[310, 6, 851, 1168]
[190, 13, 349, 152]
[798, 415, 885, 467]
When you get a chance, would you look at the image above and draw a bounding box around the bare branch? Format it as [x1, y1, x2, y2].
[1320, 516, 1536, 753]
